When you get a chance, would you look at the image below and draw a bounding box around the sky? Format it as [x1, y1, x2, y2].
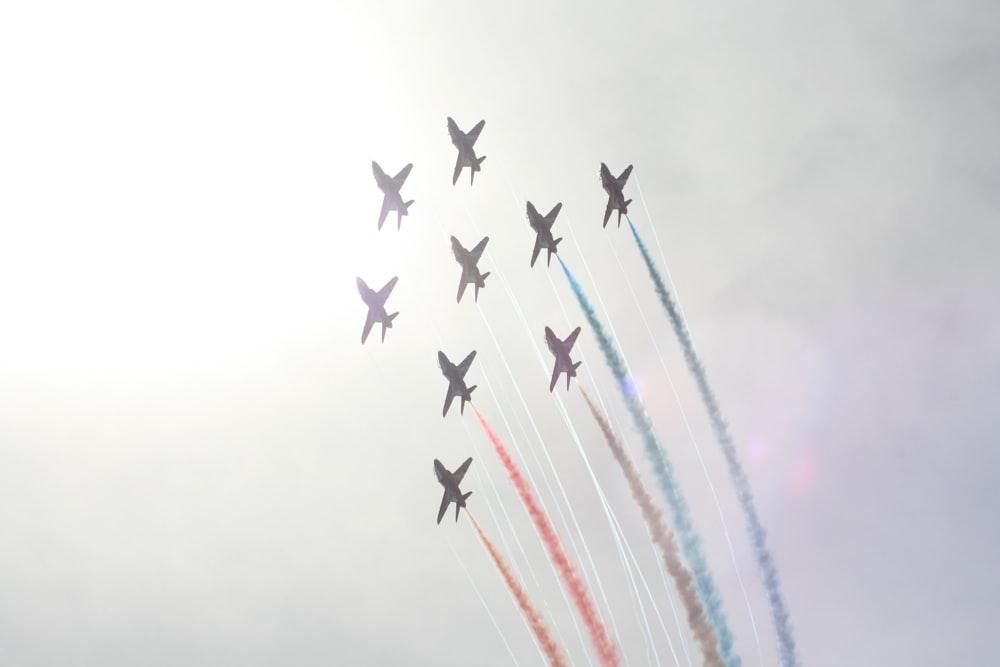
[1, 1, 998, 665]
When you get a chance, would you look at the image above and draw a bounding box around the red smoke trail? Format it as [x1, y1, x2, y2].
[581, 387, 725, 667]
[468, 513, 569, 667]
[471, 405, 620, 667]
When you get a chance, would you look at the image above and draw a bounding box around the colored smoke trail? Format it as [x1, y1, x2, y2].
[471, 405, 621, 667]
[581, 387, 724, 667]
[557, 255, 740, 667]
[626, 217, 799, 667]
[469, 513, 570, 667]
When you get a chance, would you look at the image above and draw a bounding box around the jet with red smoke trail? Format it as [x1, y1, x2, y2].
[371, 161, 414, 230]
[356, 276, 399, 344]
[438, 350, 477, 417]
[527, 201, 563, 268]
[599, 162, 633, 228]
[545, 326, 582, 392]
[434, 457, 473, 524]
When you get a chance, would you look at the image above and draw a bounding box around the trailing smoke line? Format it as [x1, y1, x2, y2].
[468, 512, 569, 667]
[626, 216, 799, 667]
[581, 387, 724, 667]
[557, 255, 740, 667]
[471, 405, 621, 667]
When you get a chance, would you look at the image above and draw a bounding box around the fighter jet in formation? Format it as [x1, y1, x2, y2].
[438, 350, 477, 417]
[447, 117, 486, 185]
[451, 235, 491, 303]
[434, 457, 473, 524]
[372, 161, 415, 230]
[526, 201, 563, 268]
[357, 276, 399, 344]
[545, 326, 582, 391]
[600, 162, 634, 228]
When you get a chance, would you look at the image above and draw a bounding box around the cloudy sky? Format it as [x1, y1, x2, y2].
[1, 0, 998, 665]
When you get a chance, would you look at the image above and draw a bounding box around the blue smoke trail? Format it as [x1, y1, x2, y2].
[557, 256, 740, 667]
[626, 217, 799, 667]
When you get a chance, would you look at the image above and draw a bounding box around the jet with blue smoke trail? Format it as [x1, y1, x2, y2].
[527, 201, 563, 267]
[557, 255, 741, 667]
[599, 163, 633, 228]
[626, 216, 800, 667]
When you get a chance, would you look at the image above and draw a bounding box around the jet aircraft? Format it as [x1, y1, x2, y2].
[447, 117, 486, 185]
[434, 457, 473, 524]
[372, 161, 414, 230]
[545, 325, 582, 391]
[599, 162, 634, 227]
[356, 276, 399, 344]
[438, 350, 477, 417]
[526, 201, 563, 268]
[451, 235, 490, 303]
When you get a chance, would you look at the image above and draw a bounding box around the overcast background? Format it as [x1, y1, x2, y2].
[1, 1, 998, 665]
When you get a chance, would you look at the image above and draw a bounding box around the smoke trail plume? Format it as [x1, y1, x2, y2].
[626, 217, 799, 667]
[471, 405, 620, 667]
[468, 512, 570, 667]
[557, 256, 740, 667]
[581, 387, 724, 667]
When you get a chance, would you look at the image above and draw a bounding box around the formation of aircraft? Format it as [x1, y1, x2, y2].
[356, 276, 399, 344]
[372, 161, 414, 230]
[447, 117, 487, 185]
[438, 350, 477, 417]
[600, 162, 634, 228]
[434, 457, 473, 524]
[363, 118, 637, 523]
[526, 201, 563, 268]
[545, 326, 583, 392]
[451, 235, 491, 303]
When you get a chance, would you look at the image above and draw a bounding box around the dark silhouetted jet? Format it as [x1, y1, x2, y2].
[447, 117, 486, 185]
[545, 326, 582, 391]
[372, 161, 414, 230]
[451, 235, 490, 303]
[438, 350, 477, 416]
[434, 457, 473, 524]
[357, 276, 399, 343]
[527, 201, 563, 268]
[600, 162, 633, 228]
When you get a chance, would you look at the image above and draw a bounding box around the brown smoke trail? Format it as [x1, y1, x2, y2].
[471, 405, 620, 667]
[580, 387, 725, 667]
[468, 513, 569, 667]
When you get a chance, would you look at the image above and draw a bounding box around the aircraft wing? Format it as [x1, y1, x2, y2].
[531, 234, 544, 267]
[468, 119, 485, 144]
[470, 236, 489, 261]
[564, 326, 581, 350]
[526, 201, 540, 229]
[600, 162, 613, 183]
[372, 160, 389, 185]
[452, 156, 463, 186]
[442, 386, 456, 417]
[603, 197, 614, 227]
[361, 309, 376, 344]
[377, 276, 399, 301]
[545, 203, 562, 228]
[453, 457, 472, 484]
[378, 197, 391, 230]
[458, 350, 477, 377]
[393, 163, 413, 186]
[549, 362, 560, 392]
[437, 490, 451, 524]
[447, 116, 460, 140]
[456, 271, 468, 303]
[356, 277, 373, 301]
[618, 164, 633, 185]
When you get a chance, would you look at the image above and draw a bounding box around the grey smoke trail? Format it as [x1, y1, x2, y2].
[581, 387, 724, 667]
[626, 216, 799, 667]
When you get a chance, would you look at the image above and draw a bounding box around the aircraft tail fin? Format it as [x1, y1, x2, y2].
[456, 491, 473, 520]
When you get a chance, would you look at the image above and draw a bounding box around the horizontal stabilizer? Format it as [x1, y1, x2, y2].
[481, 271, 491, 281]
[476, 155, 486, 167]
[388, 312, 399, 324]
